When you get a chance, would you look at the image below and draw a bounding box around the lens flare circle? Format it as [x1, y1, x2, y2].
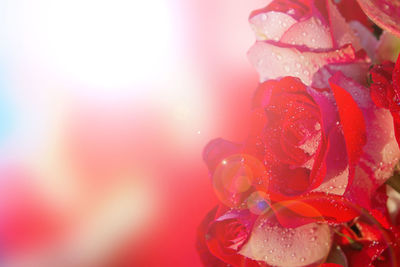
[212, 154, 266, 208]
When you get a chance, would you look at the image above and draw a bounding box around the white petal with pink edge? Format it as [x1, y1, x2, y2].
[248, 42, 356, 85]
[239, 214, 332, 267]
[250, 11, 297, 41]
[280, 16, 333, 49]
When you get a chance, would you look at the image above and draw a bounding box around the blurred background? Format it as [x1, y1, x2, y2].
[0, 0, 267, 266]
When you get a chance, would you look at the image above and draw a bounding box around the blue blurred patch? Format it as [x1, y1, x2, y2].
[0, 73, 14, 144]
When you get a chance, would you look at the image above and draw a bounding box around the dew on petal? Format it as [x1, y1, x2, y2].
[239, 201, 332, 267]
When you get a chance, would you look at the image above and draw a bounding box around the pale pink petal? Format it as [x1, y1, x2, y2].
[312, 61, 370, 89]
[349, 20, 379, 60]
[239, 213, 332, 267]
[250, 11, 297, 41]
[328, 0, 362, 51]
[248, 41, 356, 85]
[280, 16, 333, 49]
[356, 0, 400, 38]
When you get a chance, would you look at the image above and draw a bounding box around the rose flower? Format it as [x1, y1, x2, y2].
[197, 0, 400, 266]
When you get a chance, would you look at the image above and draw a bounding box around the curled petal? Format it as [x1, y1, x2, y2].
[329, 74, 367, 178]
[356, 0, 400, 38]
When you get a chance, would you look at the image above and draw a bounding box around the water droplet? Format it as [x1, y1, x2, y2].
[261, 14, 267, 21]
[300, 257, 306, 262]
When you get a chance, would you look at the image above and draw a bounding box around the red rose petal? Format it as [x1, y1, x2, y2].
[196, 207, 228, 267]
[392, 111, 400, 148]
[203, 138, 241, 174]
[295, 193, 361, 223]
[329, 75, 367, 178]
[336, 0, 373, 30]
[202, 208, 270, 267]
[330, 73, 400, 208]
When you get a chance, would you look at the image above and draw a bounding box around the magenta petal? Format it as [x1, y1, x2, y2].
[307, 87, 350, 195]
[356, 0, 400, 38]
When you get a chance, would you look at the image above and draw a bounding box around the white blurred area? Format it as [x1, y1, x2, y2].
[0, 0, 268, 266]
[2, 0, 178, 89]
[0, 0, 188, 266]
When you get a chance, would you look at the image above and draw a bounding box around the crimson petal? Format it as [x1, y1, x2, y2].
[329, 73, 367, 182]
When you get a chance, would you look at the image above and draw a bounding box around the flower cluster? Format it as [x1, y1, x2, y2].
[197, 0, 400, 266]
